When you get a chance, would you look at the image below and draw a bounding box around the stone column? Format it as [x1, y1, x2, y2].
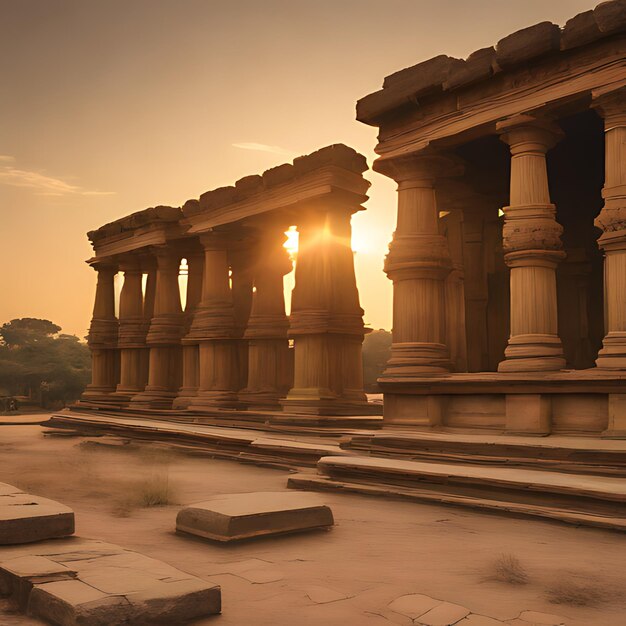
[240, 223, 293, 409]
[114, 257, 149, 401]
[379, 155, 461, 379]
[188, 234, 240, 409]
[591, 88, 626, 435]
[130, 247, 185, 409]
[173, 250, 204, 410]
[230, 247, 254, 392]
[497, 115, 566, 374]
[282, 201, 368, 415]
[81, 261, 119, 402]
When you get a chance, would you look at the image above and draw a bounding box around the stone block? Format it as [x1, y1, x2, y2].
[1, 538, 221, 625]
[444, 47, 497, 90]
[594, 0, 626, 34]
[198, 185, 237, 211]
[505, 394, 551, 435]
[604, 393, 626, 436]
[0, 485, 74, 545]
[176, 491, 334, 542]
[417, 601, 470, 626]
[389, 593, 441, 619]
[496, 22, 561, 69]
[561, 10, 603, 49]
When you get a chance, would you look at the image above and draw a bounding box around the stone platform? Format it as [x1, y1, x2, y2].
[176, 492, 334, 542]
[0, 483, 74, 545]
[289, 455, 626, 531]
[0, 537, 221, 624]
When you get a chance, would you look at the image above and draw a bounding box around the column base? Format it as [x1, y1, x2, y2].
[238, 389, 284, 411]
[129, 388, 178, 410]
[381, 342, 452, 378]
[189, 390, 241, 410]
[498, 334, 566, 373]
[596, 333, 626, 369]
[172, 390, 198, 410]
[281, 388, 370, 416]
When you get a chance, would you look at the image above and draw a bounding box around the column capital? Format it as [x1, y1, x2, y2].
[117, 255, 142, 274]
[374, 152, 464, 187]
[496, 114, 564, 154]
[592, 85, 626, 125]
[89, 259, 118, 274]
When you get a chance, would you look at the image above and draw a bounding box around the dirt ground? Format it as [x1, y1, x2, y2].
[1, 420, 625, 625]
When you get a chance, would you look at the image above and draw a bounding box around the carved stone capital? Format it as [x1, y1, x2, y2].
[592, 85, 626, 126]
[374, 152, 464, 186]
[501, 204, 564, 257]
[497, 114, 564, 154]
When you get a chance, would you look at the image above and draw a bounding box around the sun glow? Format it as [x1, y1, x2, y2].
[283, 223, 369, 257]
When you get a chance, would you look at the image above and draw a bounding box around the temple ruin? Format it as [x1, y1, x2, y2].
[80, 144, 376, 419]
[357, 2, 626, 436]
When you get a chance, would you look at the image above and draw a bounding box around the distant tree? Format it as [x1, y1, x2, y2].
[0, 319, 90, 408]
[362, 329, 392, 392]
[0, 318, 61, 348]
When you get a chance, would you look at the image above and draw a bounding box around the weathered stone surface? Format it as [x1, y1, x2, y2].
[293, 144, 368, 175]
[417, 601, 471, 626]
[458, 615, 505, 626]
[561, 10, 603, 50]
[0, 538, 221, 625]
[176, 491, 334, 542]
[518, 610, 566, 625]
[495, 22, 561, 69]
[0, 483, 74, 545]
[199, 185, 237, 211]
[389, 593, 441, 619]
[594, 0, 626, 34]
[262, 162, 294, 187]
[444, 47, 497, 90]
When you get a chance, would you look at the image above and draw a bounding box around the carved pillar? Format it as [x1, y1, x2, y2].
[130, 248, 184, 409]
[114, 257, 149, 401]
[230, 247, 254, 392]
[379, 155, 461, 380]
[240, 223, 293, 409]
[441, 209, 468, 372]
[497, 115, 566, 374]
[282, 201, 368, 415]
[594, 89, 626, 371]
[590, 88, 626, 436]
[188, 234, 240, 409]
[82, 262, 119, 402]
[173, 249, 204, 410]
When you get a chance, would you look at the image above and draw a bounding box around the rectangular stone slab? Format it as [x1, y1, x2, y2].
[0, 537, 221, 624]
[176, 491, 334, 542]
[0, 483, 74, 545]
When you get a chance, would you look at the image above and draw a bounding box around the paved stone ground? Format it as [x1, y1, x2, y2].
[0, 422, 625, 625]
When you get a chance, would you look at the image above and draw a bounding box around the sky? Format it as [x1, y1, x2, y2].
[0, 0, 594, 338]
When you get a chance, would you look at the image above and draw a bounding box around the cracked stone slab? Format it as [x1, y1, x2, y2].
[0, 483, 74, 545]
[176, 491, 334, 542]
[389, 594, 442, 619]
[517, 611, 566, 625]
[0, 537, 221, 625]
[459, 615, 506, 625]
[304, 585, 352, 604]
[417, 602, 471, 626]
[234, 567, 284, 584]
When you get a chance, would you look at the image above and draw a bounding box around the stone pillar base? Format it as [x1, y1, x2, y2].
[498, 335, 565, 373]
[129, 388, 179, 410]
[189, 390, 240, 410]
[281, 389, 370, 416]
[505, 394, 551, 435]
[238, 390, 283, 411]
[171, 391, 198, 410]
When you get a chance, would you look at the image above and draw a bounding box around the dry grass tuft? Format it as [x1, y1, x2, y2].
[545, 576, 607, 607]
[489, 553, 529, 585]
[111, 472, 177, 517]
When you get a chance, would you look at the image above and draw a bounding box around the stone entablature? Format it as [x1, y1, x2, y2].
[358, 1, 626, 436]
[81, 144, 372, 415]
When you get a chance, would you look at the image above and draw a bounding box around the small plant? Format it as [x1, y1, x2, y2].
[545, 577, 606, 607]
[490, 553, 529, 585]
[110, 472, 177, 517]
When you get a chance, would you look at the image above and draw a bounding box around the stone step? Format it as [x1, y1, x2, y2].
[342, 430, 626, 476]
[288, 456, 626, 531]
[0, 537, 221, 625]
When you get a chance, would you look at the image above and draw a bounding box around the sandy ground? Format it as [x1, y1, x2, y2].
[1, 420, 625, 625]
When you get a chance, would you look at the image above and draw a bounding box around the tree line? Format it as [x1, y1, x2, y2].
[0, 318, 91, 409]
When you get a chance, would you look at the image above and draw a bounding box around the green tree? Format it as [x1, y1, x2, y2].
[362, 329, 392, 392]
[0, 319, 91, 408]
